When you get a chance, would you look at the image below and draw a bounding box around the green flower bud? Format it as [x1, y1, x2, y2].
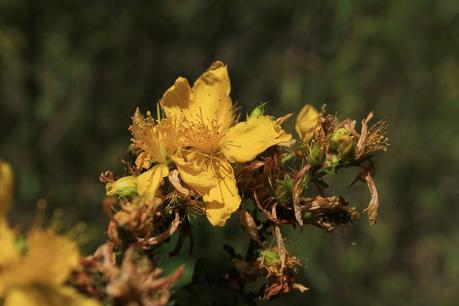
[323, 154, 340, 173]
[250, 103, 267, 118]
[106, 176, 137, 198]
[275, 175, 293, 205]
[260, 249, 280, 266]
[15, 234, 27, 253]
[306, 143, 324, 166]
[329, 128, 355, 159]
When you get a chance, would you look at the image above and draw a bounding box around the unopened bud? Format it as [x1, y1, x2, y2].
[260, 249, 280, 266]
[330, 128, 355, 159]
[323, 154, 340, 173]
[275, 175, 293, 205]
[250, 103, 267, 118]
[306, 143, 324, 166]
[106, 176, 137, 198]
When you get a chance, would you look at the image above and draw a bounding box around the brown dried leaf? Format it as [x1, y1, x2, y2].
[106, 246, 184, 306]
[292, 283, 309, 293]
[168, 169, 190, 197]
[138, 211, 181, 248]
[239, 209, 262, 245]
[272, 204, 287, 270]
[356, 112, 374, 159]
[293, 164, 310, 226]
[148, 264, 185, 291]
[300, 195, 346, 212]
[275, 113, 293, 125]
[253, 191, 290, 225]
[363, 170, 379, 225]
[99, 170, 115, 183]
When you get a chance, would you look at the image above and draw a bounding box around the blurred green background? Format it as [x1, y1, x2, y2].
[1, 0, 459, 305]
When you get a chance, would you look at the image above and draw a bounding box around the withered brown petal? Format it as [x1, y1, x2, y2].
[293, 164, 311, 226]
[239, 209, 262, 245]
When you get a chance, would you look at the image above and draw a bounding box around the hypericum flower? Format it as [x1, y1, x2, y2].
[128, 109, 179, 202]
[295, 104, 319, 143]
[160, 61, 292, 226]
[0, 225, 98, 306]
[0, 160, 13, 219]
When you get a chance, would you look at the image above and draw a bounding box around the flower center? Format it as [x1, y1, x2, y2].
[181, 115, 225, 155]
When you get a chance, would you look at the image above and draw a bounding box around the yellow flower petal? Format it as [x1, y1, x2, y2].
[295, 104, 319, 143]
[160, 77, 192, 120]
[4, 288, 40, 306]
[20, 230, 80, 285]
[190, 61, 233, 130]
[136, 163, 169, 201]
[0, 161, 13, 219]
[161, 61, 233, 130]
[0, 220, 18, 275]
[220, 115, 292, 163]
[172, 152, 217, 195]
[130, 109, 178, 164]
[4, 286, 99, 306]
[173, 152, 241, 225]
[0, 222, 18, 296]
[202, 158, 241, 226]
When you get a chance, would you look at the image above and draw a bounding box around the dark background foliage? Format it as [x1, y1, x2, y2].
[1, 1, 458, 305]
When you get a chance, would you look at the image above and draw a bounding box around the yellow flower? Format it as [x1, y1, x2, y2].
[0, 161, 13, 220]
[160, 61, 292, 226]
[295, 104, 319, 143]
[0, 225, 98, 306]
[129, 109, 179, 202]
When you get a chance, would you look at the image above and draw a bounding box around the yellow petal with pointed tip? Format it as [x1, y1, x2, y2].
[172, 152, 217, 195]
[295, 104, 319, 143]
[0, 161, 13, 218]
[136, 163, 169, 201]
[161, 61, 233, 131]
[220, 116, 292, 163]
[202, 158, 241, 226]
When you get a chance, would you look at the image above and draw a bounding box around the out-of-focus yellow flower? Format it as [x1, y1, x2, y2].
[0, 226, 98, 306]
[0, 161, 13, 219]
[129, 109, 180, 201]
[295, 104, 319, 143]
[161, 61, 291, 226]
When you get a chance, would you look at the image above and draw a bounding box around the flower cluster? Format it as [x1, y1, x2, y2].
[0, 61, 388, 305]
[98, 61, 388, 303]
[107, 61, 292, 227]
